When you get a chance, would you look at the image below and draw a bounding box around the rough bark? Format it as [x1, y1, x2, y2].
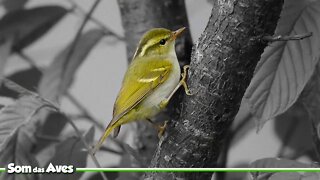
[117, 0, 192, 167]
[144, 0, 283, 180]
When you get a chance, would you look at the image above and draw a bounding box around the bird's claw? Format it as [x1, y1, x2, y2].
[158, 121, 168, 138]
[159, 99, 169, 109]
[181, 65, 193, 96]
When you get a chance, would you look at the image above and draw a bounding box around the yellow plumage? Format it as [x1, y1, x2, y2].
[93, 27, 190, 154]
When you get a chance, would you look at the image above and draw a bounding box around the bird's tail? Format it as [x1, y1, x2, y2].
[92, 123, 115, 155]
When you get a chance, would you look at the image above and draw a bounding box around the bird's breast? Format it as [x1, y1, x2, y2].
[140, 59, 180, 116]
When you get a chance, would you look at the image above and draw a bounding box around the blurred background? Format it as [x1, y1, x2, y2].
[0, 0, 315, 179]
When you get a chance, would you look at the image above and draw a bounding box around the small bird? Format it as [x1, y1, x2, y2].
[93, 27, 191, 154]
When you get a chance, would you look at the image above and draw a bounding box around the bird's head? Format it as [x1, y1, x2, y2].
[133, 27, 185, 58]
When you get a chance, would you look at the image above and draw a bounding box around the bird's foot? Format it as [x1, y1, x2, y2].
[181, 65, 193, 95]
[157, 120, 168, 138]
[159, 99, 169, 109]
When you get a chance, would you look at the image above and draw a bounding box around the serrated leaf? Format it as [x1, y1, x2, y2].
[1, 0, 28, 12]
[41, 127, 94, 180]
[0, 68, 42, 98]
[244, 0, 320, 129]
[38, 29, 104, 103]
[0, 79, 45, 180]
[0, 6, 68, 52]
[250, 158, 318, 180]
[0, 36, 14, 87]
[0, 129, 40, 180]
[0, 94, 48, 150]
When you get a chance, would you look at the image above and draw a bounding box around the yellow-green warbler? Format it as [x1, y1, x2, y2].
[93, 27, 191, 154]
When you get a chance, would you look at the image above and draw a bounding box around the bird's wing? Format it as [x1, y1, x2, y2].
[93, 58, 173, 154]
[111, 58, 172, 134]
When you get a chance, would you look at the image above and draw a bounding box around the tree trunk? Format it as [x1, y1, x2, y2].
[117, 0, 192, 167]
[144, 0, 283, 179]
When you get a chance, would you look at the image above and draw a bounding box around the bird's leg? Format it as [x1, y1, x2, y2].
[153, 65, 192, 137]
[146, 118, 168, 138]
[181, 65, 192, 95]
[159, 65, 192, 109]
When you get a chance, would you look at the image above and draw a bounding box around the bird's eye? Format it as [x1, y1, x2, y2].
[159, 39, 166, 45]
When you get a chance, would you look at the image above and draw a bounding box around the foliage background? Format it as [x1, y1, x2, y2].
[0, 0, 318, 180]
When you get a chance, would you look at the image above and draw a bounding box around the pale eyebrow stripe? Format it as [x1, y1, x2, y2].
[140, 40, 156, 57]
[139, 35, 170, 57]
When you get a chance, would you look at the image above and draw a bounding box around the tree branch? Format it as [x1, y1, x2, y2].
[68, 0, 124, 41]
[263, 32, 312, 42]
[62, 0, 101, 79]
[145, 0, 284, 179]
[66, 115, 108, 180]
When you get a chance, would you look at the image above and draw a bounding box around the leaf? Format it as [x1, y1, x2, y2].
[244, 0, 320, 129]
[0, 130, 40, 180]
[0, 36, 14, 86]
[300, 62, 320, 158]
[274, 102, 315, 159]
[33, 112, 68, 153]
[0, 80, 54, 180]
[230, 101, 256, 147]
[249, 158, 319, 180]
[1, 0, 28, 12]
[38, 29, 105, 103]
[250, 157, 317, 168]
[0, 93, 48, 150]
[249, 158, 317, 180]
[32, 112, 68, 168]
[0, 68, 42, 98]
[41, 127, 95, 180]
[0, 6, 68, 52]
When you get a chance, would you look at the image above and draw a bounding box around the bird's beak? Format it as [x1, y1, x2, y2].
[171, 27, 186, 40]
